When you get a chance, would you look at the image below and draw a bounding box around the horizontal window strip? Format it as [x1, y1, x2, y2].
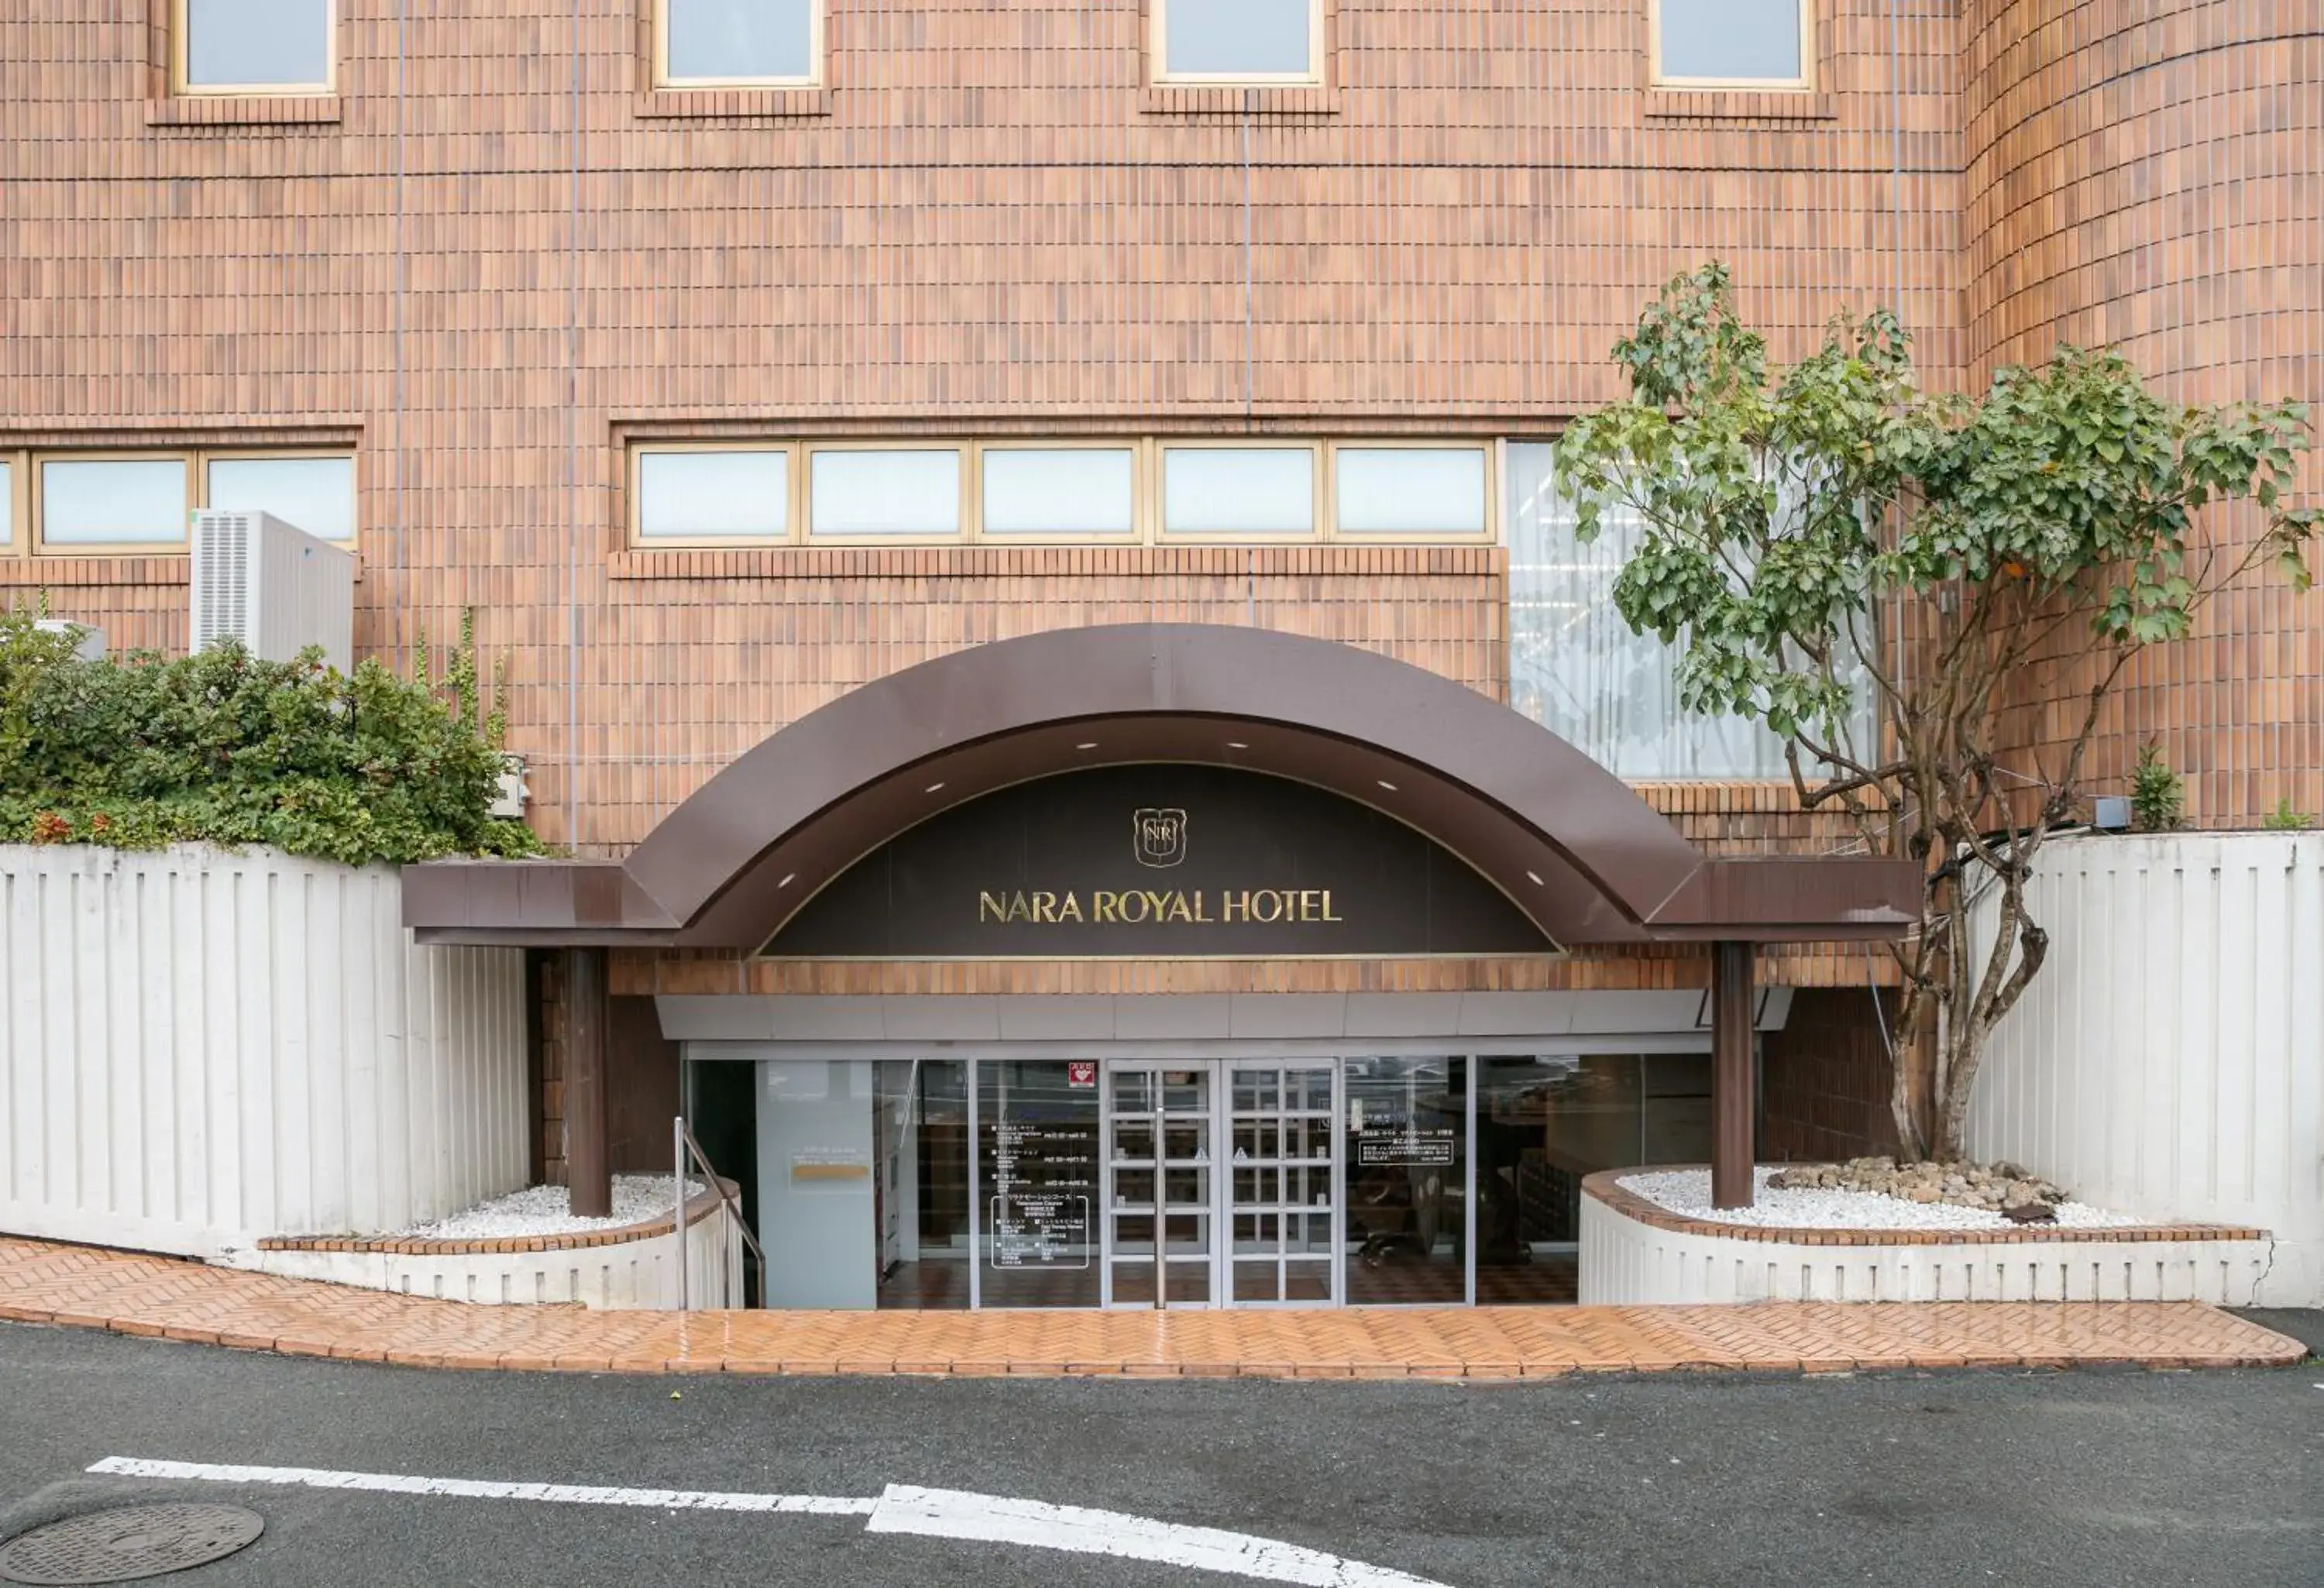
[625, 436, 1499, 550]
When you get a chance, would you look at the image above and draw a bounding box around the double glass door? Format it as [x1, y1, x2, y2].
[1104, 1060, 1337, 1308]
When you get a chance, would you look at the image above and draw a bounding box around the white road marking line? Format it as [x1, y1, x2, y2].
[864, 1483, 1450, 1588]
[88, 1459, 1453, 1586]
[85, 1457, 876, 1515]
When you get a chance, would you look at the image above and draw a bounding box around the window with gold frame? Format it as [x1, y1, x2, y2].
[1648, 0, 1814, 90]
[174, 0, 336, 96]
[623, 436, 1501, 548]
[1150, 0, 1324, 84]
[655, 0, 823, 88]
[0, 447, 357, 559]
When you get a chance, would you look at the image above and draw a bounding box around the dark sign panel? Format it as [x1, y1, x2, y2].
[761, 765, 1554, 958]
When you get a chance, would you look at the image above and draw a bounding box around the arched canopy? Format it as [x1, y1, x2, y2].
[404, 624, 1917, 947]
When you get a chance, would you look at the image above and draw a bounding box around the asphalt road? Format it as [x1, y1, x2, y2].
[1, 1322, 2318, 1588]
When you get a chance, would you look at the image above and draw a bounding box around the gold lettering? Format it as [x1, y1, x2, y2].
[979, 891, 1009, 923]
[1007, 892, 1032, 923]
[1298, 889, 1323, 922]
[1140, 890, 1171, 921]
[1222, 890, 1247, 923]
[1193, 890, 1213, 923]
[1094, 891, 1119, 923]
[1165, 892, 1195, 924]
[1322, 889, 1342, 922]
[1118, 890, 1150, 923]
[1249, 889, 1283, 924]
[1057, 892, 1085, 923]
[1030, 892, 1057, 923]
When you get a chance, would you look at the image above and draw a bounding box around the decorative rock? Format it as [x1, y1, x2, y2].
[1764, 1157, 2078, 1217]
[2003, 1202, 2057, 1224]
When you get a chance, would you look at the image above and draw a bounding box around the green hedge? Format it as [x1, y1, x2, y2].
[0, 610, 543, 865]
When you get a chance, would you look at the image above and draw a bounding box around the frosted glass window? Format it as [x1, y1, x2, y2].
[638, 450, 789, 540]
[182, 0, 332, 89]
[1655, 0, 1806, 84]
[1504, 442, 1873, 779]
[40, 460, 188, 547]
[1333, 449, 1488, 536]
[0, 462, 11, 548]
[1159, 0, 1315, 78]
[206, 455, 356, 543]
[663, 0, 816, 83]
[1162, 449, 1315, 536]
[809, 449, 961, 538]
[982, 449, 1136, 537]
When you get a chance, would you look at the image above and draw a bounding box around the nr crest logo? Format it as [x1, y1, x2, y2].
[1133, 808, 1188, 869]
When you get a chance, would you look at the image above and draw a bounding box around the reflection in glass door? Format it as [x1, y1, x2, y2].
[1227, 1064, 1338, 1304]
[1105, 1065, 1214, 1306]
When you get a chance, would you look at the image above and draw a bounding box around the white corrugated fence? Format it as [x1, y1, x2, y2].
[1965, 832, 2324, 1306]
[0, 844, 528, 1257]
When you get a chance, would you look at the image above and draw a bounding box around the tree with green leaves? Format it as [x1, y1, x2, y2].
[1553, 263, 2318, 1160]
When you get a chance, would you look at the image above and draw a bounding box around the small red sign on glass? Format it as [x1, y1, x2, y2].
[1067, 1061, 1098, 1088]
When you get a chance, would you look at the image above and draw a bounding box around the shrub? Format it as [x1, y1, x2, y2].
[2130, 742, 2185, 834]
[0, 608, 542, 865]
[2263, 797, 2315, 831]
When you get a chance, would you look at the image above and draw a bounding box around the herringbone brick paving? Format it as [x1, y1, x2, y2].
[0, 1238, 2302, 1378]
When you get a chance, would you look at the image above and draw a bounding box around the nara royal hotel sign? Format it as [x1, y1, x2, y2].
[761, 765, 1552, 960]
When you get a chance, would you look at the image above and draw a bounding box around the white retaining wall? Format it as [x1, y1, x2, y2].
[229, 1198, 748, 1311]
[1964, 833, 2324, 1307]
[1579, 1191, 2275, 1306]
[0, 844, 528, 1257]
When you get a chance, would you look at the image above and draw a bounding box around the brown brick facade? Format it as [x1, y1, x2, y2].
[3, 3, 2316, 1029]
[1759, 987, 1907, 1163]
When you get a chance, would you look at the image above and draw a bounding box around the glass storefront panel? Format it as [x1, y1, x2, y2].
[1343, 1056, 1466, 1305]
[978, 1060, 1102, 1308]
[874, 1059, 969, 1309]
[737, 1047, 1717, 1312]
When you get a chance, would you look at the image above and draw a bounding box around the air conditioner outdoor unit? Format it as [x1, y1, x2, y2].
[30, 618, 106, 661]
[190, 510, 355, 673]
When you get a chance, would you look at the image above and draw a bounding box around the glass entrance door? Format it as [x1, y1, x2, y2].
[1226, 1062, 1338, 1305]
[1103, 1060, 1338, 1308]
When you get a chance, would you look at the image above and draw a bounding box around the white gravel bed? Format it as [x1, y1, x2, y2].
[1618, 1167, 2147, 1232]
[399, 1174, 706, 1240]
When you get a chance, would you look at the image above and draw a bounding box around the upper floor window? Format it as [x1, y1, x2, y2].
[175, 0, 335, 95]
[1504, 442, 1872, 780]
[1152, 0, 1322, 84]
[657, 0, 822, 87]
[1651, 0, 1812, 90]
[625, 436, 1494, 548]
[0, 448, 355, 559]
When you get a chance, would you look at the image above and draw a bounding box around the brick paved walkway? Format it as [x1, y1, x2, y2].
[0, 1238, 2304, 1378]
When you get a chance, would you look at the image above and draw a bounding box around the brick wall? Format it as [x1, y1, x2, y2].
[1759, 987, 1905, 1163]
[0, 0, 1965, 855]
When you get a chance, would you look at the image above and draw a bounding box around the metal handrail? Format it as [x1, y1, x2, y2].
[674, 1115, 765, 1311]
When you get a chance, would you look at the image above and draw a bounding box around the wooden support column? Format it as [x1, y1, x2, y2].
[1710, 940, 1757, 1211]
[563, 945, 611, 1218]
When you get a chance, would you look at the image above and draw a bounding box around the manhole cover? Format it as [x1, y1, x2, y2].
[0, 1504, 263, 1585]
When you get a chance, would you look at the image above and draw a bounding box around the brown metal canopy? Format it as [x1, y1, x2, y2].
[403, 623, 1919, 948]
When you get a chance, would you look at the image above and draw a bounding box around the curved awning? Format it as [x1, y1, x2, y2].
[404, 624, 1919, 947]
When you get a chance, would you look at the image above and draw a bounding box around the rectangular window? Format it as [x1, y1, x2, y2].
[1332, 446, 1490, 538]
[807, 449, 963, 539]
[635, 448, 790, 542]
[1161, 446, 1317, 538]
[980, 448, 1138, 538]
[177, 0, 334, 94]
[658, 0, 820, 86]
[0, 461, 12, 549]
[1652, 0, 1810, 88]
[1153, 0, 1320, 83]
[38, 459, 190, 549]
[205, 455, 356, 544]
[1504, 441, 1875, 779]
